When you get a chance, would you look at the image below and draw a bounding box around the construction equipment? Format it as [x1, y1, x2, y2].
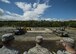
[52, 27, 69, 37]
[14, 27, 27, 35]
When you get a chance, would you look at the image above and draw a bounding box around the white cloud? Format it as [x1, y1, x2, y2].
[15, 1, 50, 20]
[0, 8, 4, 16]
[0, 15, 22, 21]
[1, 0, 10, 3]
[0, 0, 52, 21]
[34, 4, 50, 15]
[43, 18, 76, 21]
[33, 3, 37, 8]
[0, 9, 75, 21]
[41, 18, 62, 21]
[5, 11, 21, 17]
[1, 0, 74, 21]
[0, 8, 24, 21]
[15, 2, 32, 12]
[5, 11, 11, 15]
[0, 8, 4, 13]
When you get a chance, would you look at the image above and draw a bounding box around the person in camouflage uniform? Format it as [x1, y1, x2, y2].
[57, 37, 76, 54]
[27, 36, 52, 54]
[0, 33, 20, 54]
[23, 51, 27, 54]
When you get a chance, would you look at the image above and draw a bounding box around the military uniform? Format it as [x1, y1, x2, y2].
[0, 33, 20, 54]
[0, 46, 20, 54]
[28, 45, 52, 54]
[57, 50, 76, 54]
[23, 51, 27, 54]
[28, 36, 52, 54]
[57, 38, 76, 54]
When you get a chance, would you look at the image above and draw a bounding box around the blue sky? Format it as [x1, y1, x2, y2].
[0, 0, 76, 21]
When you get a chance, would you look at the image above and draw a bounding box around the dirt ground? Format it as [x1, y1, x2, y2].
[0, 27, 76, 54]
[0, 40, 63, 54]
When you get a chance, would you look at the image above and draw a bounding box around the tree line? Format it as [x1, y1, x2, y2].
[0, 20, 76, 27]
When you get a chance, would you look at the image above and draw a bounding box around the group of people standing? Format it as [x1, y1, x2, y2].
[0, 33, 76, 54]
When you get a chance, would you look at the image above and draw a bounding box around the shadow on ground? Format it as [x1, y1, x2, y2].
[0, 40, 76, 54]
